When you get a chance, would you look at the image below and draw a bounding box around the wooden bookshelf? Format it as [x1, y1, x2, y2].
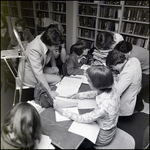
[1, 1, 149, 50]
[76, 0, 149, 49]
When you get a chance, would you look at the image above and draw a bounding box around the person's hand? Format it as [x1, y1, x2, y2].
[49, 91, 59, 99]
[50, 67, 59, 74]
[67, 93, 79, 99]
[53, 101, 63, 115]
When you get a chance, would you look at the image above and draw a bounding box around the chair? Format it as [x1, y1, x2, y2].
[94, 127, 135, 149]
[12, 27, 34, 105]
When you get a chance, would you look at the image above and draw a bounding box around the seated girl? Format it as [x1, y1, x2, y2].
[1, 102, 55, 149]
[54, 65, 120, 148]
[66, 40, 93, 75]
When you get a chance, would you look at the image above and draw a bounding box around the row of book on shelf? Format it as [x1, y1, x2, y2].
[79, 17, 96, 28]
[20, 1, 33, 8]
[125, 1, 149, 6]
[121, 23, 149, 36]
[52, 14, 66, 24]
[123, 9, 149, 22]
[78, 28, 95, 39]
[99, 7, 118, 19]
[79, 5, 97, 16]
[52, 3, 66, 12]
[35, 1, 48, 10]
[123, 35, 148, 48]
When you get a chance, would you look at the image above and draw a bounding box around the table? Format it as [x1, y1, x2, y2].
[40, 83, 92, 149]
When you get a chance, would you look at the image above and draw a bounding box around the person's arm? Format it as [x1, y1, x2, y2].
[60, 44, 67, 63]
[114, 70, 134, 97]
[50, 51, 57, 67]
[70, 90, 98, 99]
[54, 102, 106, 123]
[66, 58, 84, 75]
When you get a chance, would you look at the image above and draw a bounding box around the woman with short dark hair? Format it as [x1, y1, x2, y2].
[7, 18, 34, 50]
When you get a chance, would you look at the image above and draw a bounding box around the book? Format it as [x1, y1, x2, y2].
[56, 76, 82, 97]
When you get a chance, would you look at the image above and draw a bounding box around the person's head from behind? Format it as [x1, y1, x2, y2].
[86, 65, 114, 93]
[114, 40, 133, 58]
[96, 31, 124, 50]
[70, 40, 86, 56]
[96, 31, 115, 50]
[2, 102, 41, 149]
[41, 27, 64, 52]
[15, 18, 26, 32]
[106, 50, 126, 73]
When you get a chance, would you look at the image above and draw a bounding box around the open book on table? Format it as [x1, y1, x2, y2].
[56, 76, 82, 97]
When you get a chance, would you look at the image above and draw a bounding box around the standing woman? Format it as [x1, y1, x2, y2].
[18, 27, 64, 98]
[7, 18, 34, 50]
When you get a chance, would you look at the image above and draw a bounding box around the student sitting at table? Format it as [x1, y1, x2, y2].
[106, 50, 142, 116]
[66, 40, 93, 75]
[7, 18, 34, 50]
[114, 41, 149, 112]
[54, 65, 120, 148]
[1, 102, 52, 149]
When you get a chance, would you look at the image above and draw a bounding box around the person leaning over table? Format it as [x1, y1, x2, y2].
[106, 50, 142, 116]
[54, 65, 120, 148]
[66, 40, 93, 76]
[18, 27, 64, 99]
[114, 41, 149, 112]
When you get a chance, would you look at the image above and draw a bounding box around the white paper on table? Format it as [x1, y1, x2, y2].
[56, 85, 79, 97]
[77, 99, 97, 109]
[55, 107, 79, 122]
[59, 76, 82, 88]
[80, 64, 91, 70]
[71, 75, 89, 84]
[54, 97, 79, 108]
[68, 121, 100, 144]
[36, 134, 54, 149]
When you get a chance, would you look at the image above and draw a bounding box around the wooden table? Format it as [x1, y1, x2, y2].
[40, 83, 92, 149]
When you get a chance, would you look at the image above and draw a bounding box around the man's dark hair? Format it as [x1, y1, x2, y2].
[41, 27, 64, 47]
[114, 40, 132, 53]
[106, 50, 126, 68]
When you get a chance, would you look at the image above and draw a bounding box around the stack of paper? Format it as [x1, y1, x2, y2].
[56, 76, 82, 97]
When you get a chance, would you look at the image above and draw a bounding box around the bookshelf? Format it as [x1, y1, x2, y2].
[76, 0, 149, 49]
[1, 1, 149, 51]
[1, 1, 20, 37]
[120, 1, 149, 49]
[49, 1, 66, 39]
[19, 1, 36, 37]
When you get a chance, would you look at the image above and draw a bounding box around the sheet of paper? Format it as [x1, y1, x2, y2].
[71, 75, 89, 84]
[55, 107, 79, 122]
[59, 76, 82, 88]
[80, 64, 91, 70]
[56, 85, 79, 97]
[68, 121, 100, 144]
[54, 97, 79, 108]
[36, 134, 53, 149]
[77, 99, 97, 109]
